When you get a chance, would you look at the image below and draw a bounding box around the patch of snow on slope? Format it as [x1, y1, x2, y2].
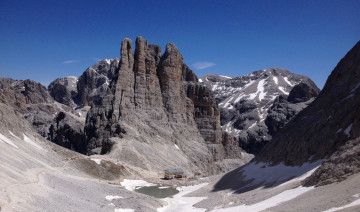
[243, 80, 255, 89]
[219, 75, 232, 79]
[9, 131, 20, 140]
[283, 77, 293, 86]
[198, 79, 203, 82]
[273, 76, 278, 85]
[115, 209, 134, 212]
[106, 195, 123, 201]
[212, 83, 219, 91]
[248, 92, 257, 100]
[91, 158, 102, 165]
[248, 122, 257, 129]
[269, 164, 321, 190]
[174, 144, 180, 150]
[351, 82, 360, 92]
[0, 133, 18, 148]
[23, 134, 43, 150]
[279, 86, 289, 95]
[212, 186, 314, 212]
[257, 79, 266, 101]
[344, 123, 353, 137]
[222, 97, 234, 109]
[157, 183, 208, 212]
[322, 198, 360, 212]
[342, 92, 355, 101]
[238, 160, 323, 188]
[233, 94, 243, 104]
[104, 59, 111, 64]
[120, 179, 155, 191]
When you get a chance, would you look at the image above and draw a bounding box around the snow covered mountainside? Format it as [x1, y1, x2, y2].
[199, 68, 320, 154]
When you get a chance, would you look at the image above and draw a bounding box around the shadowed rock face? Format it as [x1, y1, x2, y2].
[0, 78, 56, 137]
[48, 77, 78, 107]
[84, 36, 245, 175]
[48, 59, 120, 108]
[257, 40, 360, 167]
[0, 78, 53, 112]
[288, 82, 320, 103]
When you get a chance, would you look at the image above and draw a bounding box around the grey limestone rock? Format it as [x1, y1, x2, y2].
[48, 77, 78, 107]
[84, 36, 246, 175]
[200, 68, 320, 154]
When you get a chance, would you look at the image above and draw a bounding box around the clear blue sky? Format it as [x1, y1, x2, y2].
[1, 0, 359, 88]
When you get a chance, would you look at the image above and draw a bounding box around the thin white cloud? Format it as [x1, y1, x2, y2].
[192, 62, 216, 70]
[62, 60, 80, 64]
[92, 58, 102, 62]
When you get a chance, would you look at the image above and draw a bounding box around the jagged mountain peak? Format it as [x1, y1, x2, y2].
[200, 68, 319, 154]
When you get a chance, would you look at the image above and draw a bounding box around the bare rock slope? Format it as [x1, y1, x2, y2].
[200, 68, 320, 154]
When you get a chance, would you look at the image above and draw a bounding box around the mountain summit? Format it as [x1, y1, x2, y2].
[200, 68, 319, 153]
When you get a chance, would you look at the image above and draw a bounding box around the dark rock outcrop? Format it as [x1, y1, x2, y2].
[76, 59, 119, 107]
[288, 82, 320, 103]
[304, 137, 360, 186]
[48, 112, 87, 154]
[48, 77, 78, 107]
[0, 78, 53, 112]
[257, 40, 360, 169]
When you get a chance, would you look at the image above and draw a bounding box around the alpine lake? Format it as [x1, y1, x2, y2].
[135, 185, 179, 198]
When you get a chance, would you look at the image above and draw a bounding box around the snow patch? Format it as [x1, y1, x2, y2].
[198, 79, 203, 82]
[106, 195, 123, 201]
[213, 186, 314, 212]
[248, 122, 257, 129]
[233, 95, 243, 104]
[157, 183, 208, 212]
[257, 79, 266, 101]
[9, 131, 20, 140]
[159, 186, 169, 189]
[174, 144, 180, 150]
[269, 164, 320, 190]
[237, 160, 323, 189]
[322, 198, 360, 212]
[283, 77, 293, 86]
[273, 76, 278, 85]
[344, 123, 353, 137]
[279, 86, 289, 95]
[244, 80, 255, 89]
[219, 75, 232, 79]
[120, 179, 155, 191]
[0, 133, 18, 148]
[114, 209, 134, 212]
[91, 158, 102, 165]
[353, 193, 360, 198]
[351, 82, 360, 93]
[104, 59, 111, 64]
[342, 93, 354, 101]
[23, 134, 43, 150]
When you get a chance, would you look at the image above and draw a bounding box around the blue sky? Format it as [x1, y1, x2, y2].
[0, 0, 359, 88]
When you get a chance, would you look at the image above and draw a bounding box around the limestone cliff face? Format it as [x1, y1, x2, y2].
[257, 40, 360, 167]
[84, 37, 246, 175]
